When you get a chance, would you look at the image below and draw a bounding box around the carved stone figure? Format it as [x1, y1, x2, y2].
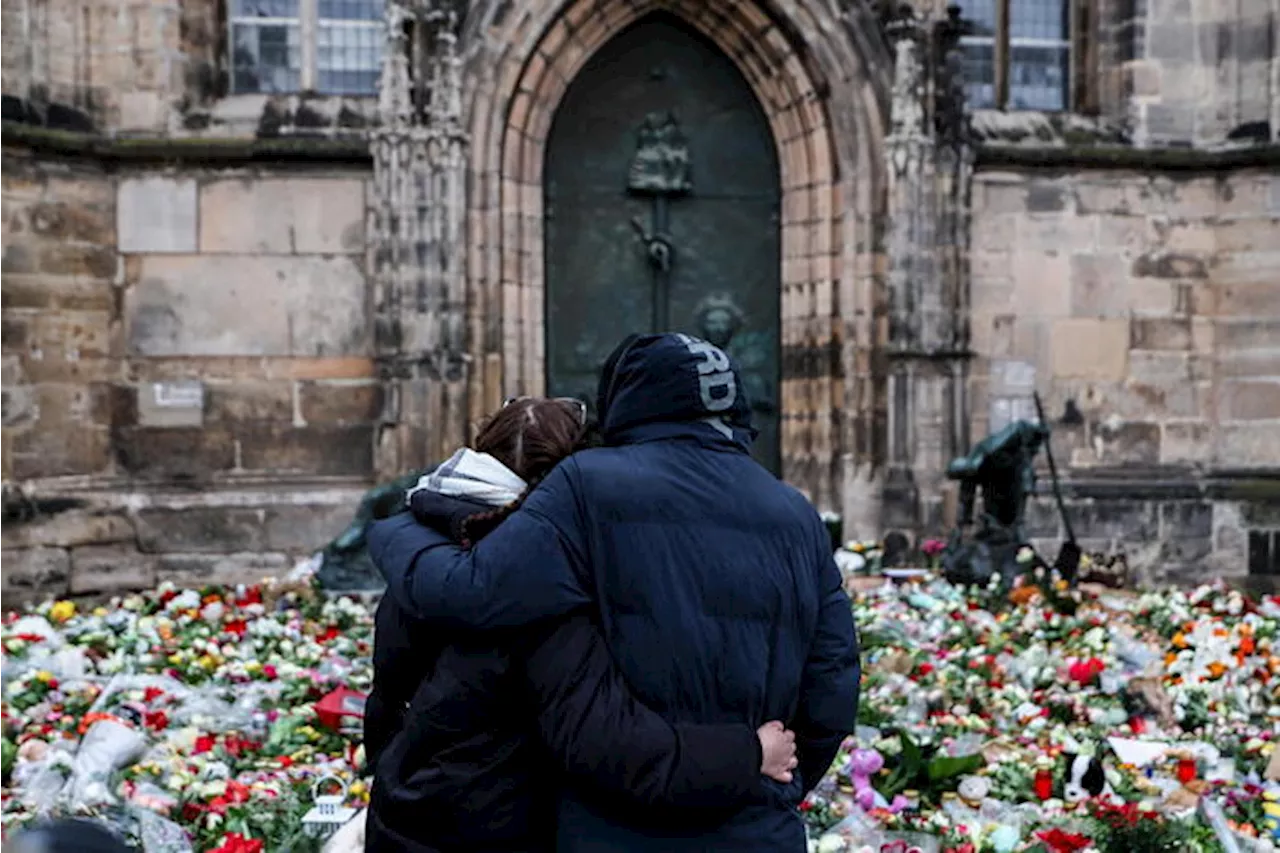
[627, 111, 692, 195]
[317, 468, 430, 591]
[694, 293, 775, 415]
[941, 419, 1050, 586]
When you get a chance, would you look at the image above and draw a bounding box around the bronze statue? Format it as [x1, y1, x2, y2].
[694, 293, 775, 416]
[627, 111, 692, 196]
[941, 419, 1050, 587]
[317, 468, 431, 591]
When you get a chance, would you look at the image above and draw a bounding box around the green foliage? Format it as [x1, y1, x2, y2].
[877, 730, 985, 800]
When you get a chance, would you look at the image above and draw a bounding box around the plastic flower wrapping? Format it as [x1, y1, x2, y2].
[2, 561, 1280, 852]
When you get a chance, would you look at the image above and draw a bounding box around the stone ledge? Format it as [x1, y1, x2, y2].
[976, 142, 1280, 172]
[7, 120, 1279, 174]
[1, 122, 371, 165]
[3, 475, 373, 503]
[1037, 467, 1280, 501]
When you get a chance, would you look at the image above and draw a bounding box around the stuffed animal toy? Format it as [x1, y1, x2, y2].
[1062, 753, 1114, 803]
[847, 749, 910, 813]
[848, 749, 886, 811]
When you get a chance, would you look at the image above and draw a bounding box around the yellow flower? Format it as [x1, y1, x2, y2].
[350, 781, 368, 798]
[196, 654, 219, 671]
[168, 653, 183, 665]
[34, 670, 54, 684]
[93, 607, 108, 617]
[49, 601, 76, 623]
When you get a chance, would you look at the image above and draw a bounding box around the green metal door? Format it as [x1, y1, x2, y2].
[544, 13, 782, 472]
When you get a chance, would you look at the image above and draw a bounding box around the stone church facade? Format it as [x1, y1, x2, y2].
[2, 0, 1278, 599]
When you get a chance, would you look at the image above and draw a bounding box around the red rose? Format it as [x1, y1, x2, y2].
[209, 832, 263, 853]
[194, 735, 216, 754]
[144, 686, 165, 703]
[224, 620, 248, 637]
[1035, 828, 1093, 853]
[144, 710, 170, 731]
[235, 587, 263, 607]
[1068, 657, 1105, 685]
[262, 664, 278, 680]
[225, 780, 251, 804]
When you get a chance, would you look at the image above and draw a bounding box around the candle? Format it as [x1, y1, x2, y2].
[1034, 769, 1054, 801]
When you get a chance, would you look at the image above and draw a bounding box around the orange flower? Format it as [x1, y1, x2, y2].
[1240, 636, 1256, 656]
[1171, 632, 1187, 649]
[1010, 585, 1042, 606]
[77, 712, 126, 736]
[1164, 652, 1178, 666]
[1206, 661, 1227, 680]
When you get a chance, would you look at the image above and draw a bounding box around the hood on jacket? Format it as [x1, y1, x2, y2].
[595, 333, 755, 450]
[405, 447, 526, 508]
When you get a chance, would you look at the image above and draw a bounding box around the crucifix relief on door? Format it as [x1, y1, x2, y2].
[543, 13, 782, 471]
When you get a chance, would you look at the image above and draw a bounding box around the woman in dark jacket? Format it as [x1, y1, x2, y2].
[365, 397, 796, 853]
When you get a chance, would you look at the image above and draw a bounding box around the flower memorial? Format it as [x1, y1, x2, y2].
[806, 568, 1280, 853]
[1, 570, 370, 851]
[2, 559, 1279, 852]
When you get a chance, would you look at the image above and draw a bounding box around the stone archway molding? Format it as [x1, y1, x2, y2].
[458, 0, 891, 518]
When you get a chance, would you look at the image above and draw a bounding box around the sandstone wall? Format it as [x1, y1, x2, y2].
[1, 155, 378, 601]
[969, 165, 1280, 583]
[1116, 0, 1279, 146]
[0, 0, 375, 138]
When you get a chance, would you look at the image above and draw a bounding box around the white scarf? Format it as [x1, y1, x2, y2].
[404, 448, 527, 508]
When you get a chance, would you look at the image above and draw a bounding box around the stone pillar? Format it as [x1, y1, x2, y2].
[880, 4, 974, 536]
[371, 1, 470, 479]
[882, 9, 932, 530]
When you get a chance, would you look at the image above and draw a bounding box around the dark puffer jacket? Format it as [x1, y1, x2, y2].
[365, 478, 769, 853]
[369, 333, 861, 852]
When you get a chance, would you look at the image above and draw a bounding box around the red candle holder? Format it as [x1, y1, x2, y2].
[1034, 769, 1054, 800]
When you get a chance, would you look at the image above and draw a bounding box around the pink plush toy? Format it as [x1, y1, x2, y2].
[848, 749, 911, 813]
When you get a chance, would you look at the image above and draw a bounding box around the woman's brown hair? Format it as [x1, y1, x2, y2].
[460, 397, 587, 546]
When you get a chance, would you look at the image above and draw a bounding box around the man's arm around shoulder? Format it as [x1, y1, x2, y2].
[366, 462, 592, 629]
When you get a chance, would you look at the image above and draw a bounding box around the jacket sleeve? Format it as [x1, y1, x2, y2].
[363, 599, 409, 769]
[793, 544, 860, 796]
[520, 612, 766, 811]
[367, 463, 592, 629]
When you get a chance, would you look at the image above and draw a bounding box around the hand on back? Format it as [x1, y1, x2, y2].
[756, 721, 798, 783]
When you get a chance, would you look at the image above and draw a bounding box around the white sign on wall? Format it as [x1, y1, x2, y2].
[138, 381, 205, 428]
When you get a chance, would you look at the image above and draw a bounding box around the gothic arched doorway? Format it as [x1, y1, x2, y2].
[542, 13, 782, 472]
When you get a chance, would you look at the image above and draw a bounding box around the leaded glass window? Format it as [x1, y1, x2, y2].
[229, 0, 384, 96]
[952, 0, 1073, 112]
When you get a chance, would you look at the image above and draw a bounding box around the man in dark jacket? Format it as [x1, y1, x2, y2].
[368, 332, 860, 851]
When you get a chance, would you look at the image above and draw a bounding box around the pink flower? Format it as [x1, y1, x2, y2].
[921, 538, 946, 558]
